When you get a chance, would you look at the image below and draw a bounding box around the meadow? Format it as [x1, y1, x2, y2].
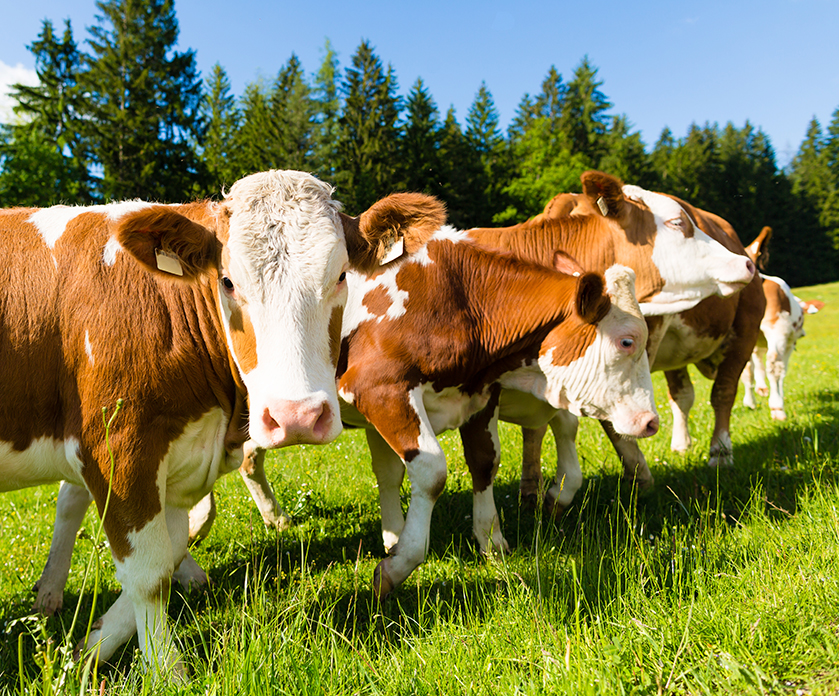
[1, 280, 838, 695]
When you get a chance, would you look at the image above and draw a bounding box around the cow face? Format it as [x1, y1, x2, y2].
[622, 185, 755, 314]
[116, 175, 445, 450]
[506, 266, 658, 439]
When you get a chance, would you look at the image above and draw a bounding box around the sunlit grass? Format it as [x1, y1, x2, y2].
[1, 280, 838, 694]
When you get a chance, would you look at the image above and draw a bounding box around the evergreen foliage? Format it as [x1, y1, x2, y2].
[1, 7, 837, 284]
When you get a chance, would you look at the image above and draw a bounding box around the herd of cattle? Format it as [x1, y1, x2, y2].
[0, 169, 822, 677]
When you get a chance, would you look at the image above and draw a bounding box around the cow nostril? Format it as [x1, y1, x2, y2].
[312, 403, 332, 438]
[645, 415, 660, 437]
[745, 259, 755, 276]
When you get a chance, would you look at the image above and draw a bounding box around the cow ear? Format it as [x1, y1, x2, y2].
[553, 250, 585, 277]
[574, 272, 611, 325]
[115, 206, 220, 280]
[580, 170, 626, 221]
[745, 226, 772, 269]
[340, 193, 446, 274]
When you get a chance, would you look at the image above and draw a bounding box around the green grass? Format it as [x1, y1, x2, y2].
[1, 281, 838, 694]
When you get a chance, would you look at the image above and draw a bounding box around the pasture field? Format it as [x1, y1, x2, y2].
[1, 281, 838, 695]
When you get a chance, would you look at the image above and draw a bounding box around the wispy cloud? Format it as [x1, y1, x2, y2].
[0, 61, 38, 123]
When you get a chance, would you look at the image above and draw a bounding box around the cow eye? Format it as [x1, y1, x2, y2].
[665, 218, 683, 230]
[620, 338, 635, 350]
[221, 276, 234, 292]
[338, 271, 347, 283]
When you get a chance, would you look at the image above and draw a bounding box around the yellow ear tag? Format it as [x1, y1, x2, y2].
[596, 196, 609, 216]
[380, 236, 404, 265]
[155, 248, 184, 276]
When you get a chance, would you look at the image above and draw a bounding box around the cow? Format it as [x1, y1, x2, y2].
[509, 181, 764, 513]
[31, 171, 757, 602]
[740, 226, 824, 420]
[336, 229, 658, 598]
[0, 171, 442, 677]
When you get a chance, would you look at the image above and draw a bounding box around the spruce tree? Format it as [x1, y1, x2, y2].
[0, 19, 92, 204]
[465, 81, 507, 224]
[436, 106, 481, 228]
[236, 80, 273, 174]
[336, 40, 401, 213]
[83, 0, 204, 201]
[559, 56, 612, 167]
[200, 63, 241, 193]
[598, 115, 656, 188]
[312, 40, 341, 182]
[267, 54, 316, 171]
[400, 78, 441, 195]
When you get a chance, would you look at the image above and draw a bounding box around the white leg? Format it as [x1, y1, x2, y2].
[547, 411, 583, 511]
[87, 506, 187, 678]
[33, 481, 92, 615]
[172, 552, 207, 590]
[238, 443, 290, 531]
[187, 491, 217, 543]
[741, 352, 757, 409]
[666, 368, 694, 453]
[766, 340, 792, 421]
[367, 428, 405, 553]
[753, 346, 769, 397]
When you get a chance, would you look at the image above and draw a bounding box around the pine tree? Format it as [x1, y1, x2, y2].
[200, 63, 241, 193]
[400, 78, 441, 194]
[465, 81, 507, 223]
[0, 19, 92, 204]
[267, 54, 316, 171]
[84, 0, 204, 201]
[312, 40, 341, 182]
[559, 56, 612, 167]
[335, 40, 401, 213]
[598, 114, 656, 188]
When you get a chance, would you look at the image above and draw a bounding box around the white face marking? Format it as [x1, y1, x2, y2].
[622, 185, 753, 315]
[84, 331, 95, 366]
[218, 171, 349, 449]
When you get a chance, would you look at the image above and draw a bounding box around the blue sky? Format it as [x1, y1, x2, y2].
[2, 0, 838, 167]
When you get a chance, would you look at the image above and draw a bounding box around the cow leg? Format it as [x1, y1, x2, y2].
[665, 368, 695, 453]
[545, 411, 583, 514]
[368, 390, 447, 600]
[752, 345, 769, 397]
[766, 340, 791, 421]
[238, 443, 290, 531]
[459, 386, 508, 554]
[85, 505, 188, 678]
[741, 352, 758, 409]
[367, 428, 406, 554]
[33, 481, 92, 615]
[519, 425, 548, 506]
[600, 419, 654, 490]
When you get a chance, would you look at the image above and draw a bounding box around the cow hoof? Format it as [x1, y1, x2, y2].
[31, 591, 63, 617]
[707, 451, 734, 468]
[770, 409, 787, 421]
[172, 554, 209, 591]
[372, 562, 395, 601]
[544, 491, 567, 519]
[623, 473, 654, 493]
[519, 491, 541, 509]
[263, 512, 292, 533]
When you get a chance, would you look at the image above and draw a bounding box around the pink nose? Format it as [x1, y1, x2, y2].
[744, 259, 756, 278]
[260, 399, 334, 447]
[639, 413, 659, 438]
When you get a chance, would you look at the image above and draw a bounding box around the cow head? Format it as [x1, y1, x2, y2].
[549, 265, 658, 437]
[502, 265, 658, 439]
[115, 171, 445, 449]
[540, 171, 756, 316]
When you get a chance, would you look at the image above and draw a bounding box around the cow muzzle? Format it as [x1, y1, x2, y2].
[255, 396, 339, 448]
[716, 257, 755, 297]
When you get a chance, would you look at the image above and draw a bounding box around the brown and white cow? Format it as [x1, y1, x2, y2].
[0, 171, 441, 676]
[160, 170, 759, 561]
[336, 223, 658, 598]
[740, 226, 824, 420]
[509, 181, 764, 513]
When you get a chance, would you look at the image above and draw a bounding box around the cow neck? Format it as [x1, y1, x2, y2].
[425, 240, 578, 392]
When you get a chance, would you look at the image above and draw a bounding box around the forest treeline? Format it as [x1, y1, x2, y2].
[1, 0, 837, 287]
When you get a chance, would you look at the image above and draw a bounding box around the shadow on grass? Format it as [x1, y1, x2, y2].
[3, 389, 838, 687]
